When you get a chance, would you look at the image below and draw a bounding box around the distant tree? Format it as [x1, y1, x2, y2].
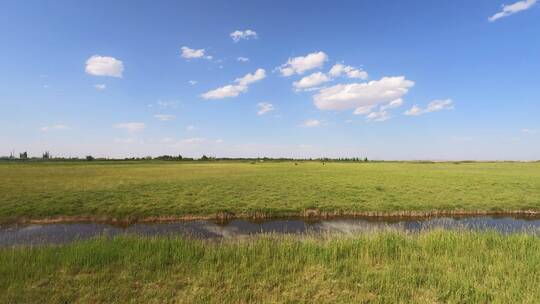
[364, 157, 368, 162]
[86, 155, 95, 161]
[19, 152, 28, 160]
[200, 155, 209, 161]
[42, 151, 51, 159]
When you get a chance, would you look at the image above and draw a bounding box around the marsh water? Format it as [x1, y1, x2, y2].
[1, 216, 540, 246]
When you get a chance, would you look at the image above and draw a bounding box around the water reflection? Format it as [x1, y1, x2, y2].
[1, 216, 539, 246]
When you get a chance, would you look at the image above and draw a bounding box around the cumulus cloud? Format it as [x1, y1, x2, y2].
[353, 105, 375, 115]
[404, 99, 454, 116]
[94, 84, 106, 91]
[488, 0, 537, 22]
[313, 76, 414, 114]
[301, 119, 322, 128]
[328, 63, 368, 80]
[153, 114, 176, 121]
[237, 57, 249, 62]
[114, 122, 146, 132]
[360, 102, 400, 122]
[201, 85, 247, 99]
[230, 30, 257, 42]
[279, 51, 328, 76]
[366, 110, 390, 122]
[292, 63, 369, 91]
[404, 105, 422, 116]
[425, 99, 454, 112]
[257, 102, 274, 115]
[181, 46, 212, 60]
[293, 72, 331, 91]
[201, 68, 266, 99]
[380, 98, 404, 110]
[235, 68, 266, 86]
[40, 124, 69, 132]
[188, 80, 198, 85]
[85, 55, 124, 78]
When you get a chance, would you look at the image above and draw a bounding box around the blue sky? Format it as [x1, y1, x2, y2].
[1, 0, 539, 160]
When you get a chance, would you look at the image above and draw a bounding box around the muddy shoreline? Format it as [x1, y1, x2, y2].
[5, 209, 540, 226]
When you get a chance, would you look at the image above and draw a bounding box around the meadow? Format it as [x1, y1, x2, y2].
[1, 161, 540, 222]
[1, 230, 539, 303]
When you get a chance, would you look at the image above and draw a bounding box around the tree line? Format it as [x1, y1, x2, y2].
[0, 152, 370, 162]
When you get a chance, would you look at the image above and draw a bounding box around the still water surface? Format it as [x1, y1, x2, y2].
[1, 216, 540, 246]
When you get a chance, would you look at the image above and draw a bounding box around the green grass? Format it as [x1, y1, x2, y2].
[1, 230, 539, 303]
[1, 161, 540, 222]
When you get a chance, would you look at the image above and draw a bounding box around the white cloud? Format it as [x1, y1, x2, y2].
[328, 63, 368, 80]
[114, 122, 146, 132]
[201, 85, 247, 99]
[153, 114, 176, 121]
[181, 46, 212, 60]
[313, 76, 415, 113]
[279, 51, 328, 76]
[404, 105, 423, 116]
[40, 124, 69, 132]
[201, 68, 266, 99]
[301, 119, 322, 128]
[366, 110, 390, 122]
[426, 99, 454, 112]
[230, 29, 258, 42]
[380, 98, 404, 110]
[237, 57, 249, 62]
[489, 0, 537, 22]
[293, 72, 331, 90]
[235, 68, 266, 86]
[353, 105, 375, 115]
[257, 102, 274, 115]
[405, 99, 454, 116]
[292, 63, 369, 91]
[85, 55, 124, 78]
[186, 125, 197, 131]
[94, 84, 106, 91]
[188, 80, 198, 85]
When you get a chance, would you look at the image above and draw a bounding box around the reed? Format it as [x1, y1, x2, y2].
[1, 230, 539, 303]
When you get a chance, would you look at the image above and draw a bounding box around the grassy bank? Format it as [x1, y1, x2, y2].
[0, 230, 538, 303]
[1, 161, 540, 222]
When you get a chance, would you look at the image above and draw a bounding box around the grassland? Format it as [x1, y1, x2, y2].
[1, 161, 540, 222]
[0, 230, 539, 303]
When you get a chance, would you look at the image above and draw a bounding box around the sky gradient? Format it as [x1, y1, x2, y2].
[1, 0, 539, 160]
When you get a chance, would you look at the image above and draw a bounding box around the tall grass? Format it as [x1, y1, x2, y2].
[1, 230, 539, 303]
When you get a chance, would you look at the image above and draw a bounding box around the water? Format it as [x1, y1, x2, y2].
[1, 216, 540, 246]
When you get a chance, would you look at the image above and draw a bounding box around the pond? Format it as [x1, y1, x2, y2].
[1, 215, 540, 246]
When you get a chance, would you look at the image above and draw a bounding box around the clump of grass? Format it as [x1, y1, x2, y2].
[1, 230, 539, 303]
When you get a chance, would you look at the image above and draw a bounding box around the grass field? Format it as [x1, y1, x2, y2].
[1, 161, 540, 222]
[1, 230, 539, 303]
